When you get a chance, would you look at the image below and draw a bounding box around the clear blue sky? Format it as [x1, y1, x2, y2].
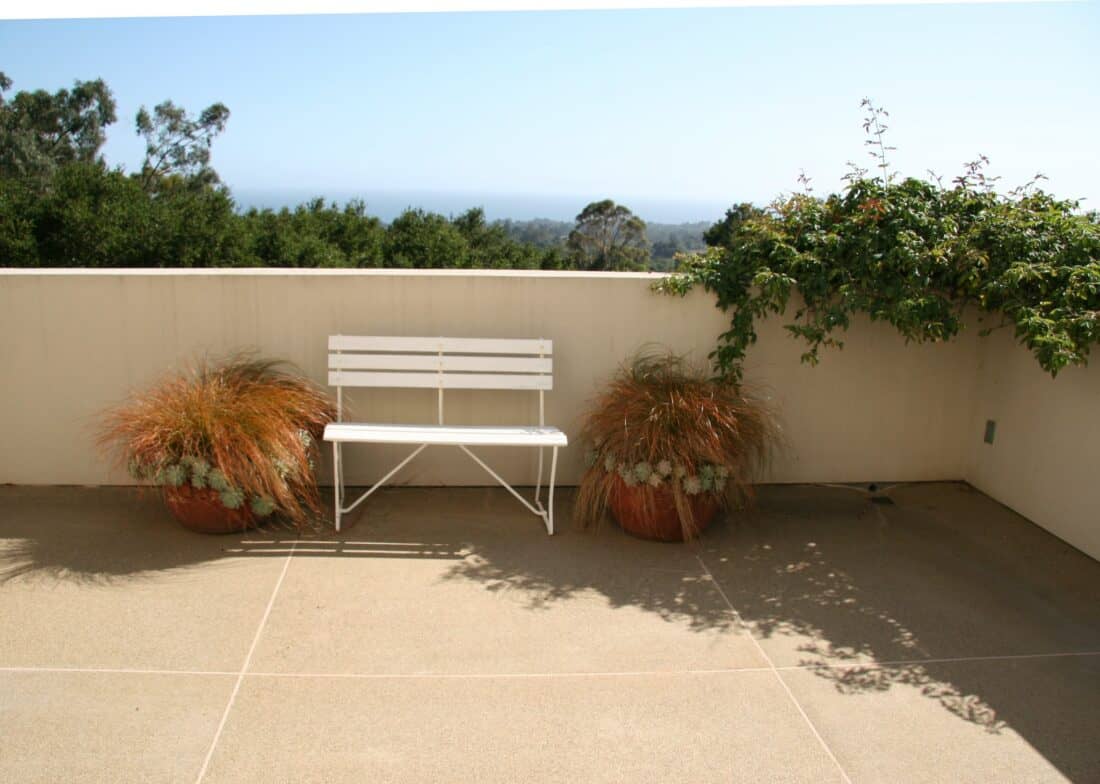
[2, 3, 1098, 221]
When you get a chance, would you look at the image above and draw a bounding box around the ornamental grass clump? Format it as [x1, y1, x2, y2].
[575, 347, 780, 541]
[97, 355, 337, 528]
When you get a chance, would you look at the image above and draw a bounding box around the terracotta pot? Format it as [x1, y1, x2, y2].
[608, 477, 720, 542]
[163, 485, 257, 534]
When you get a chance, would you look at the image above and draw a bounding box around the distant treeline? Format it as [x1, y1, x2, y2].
[496, 218, 709, 269]
[0, 166, 713, 269]
[0, 71, 716, 270]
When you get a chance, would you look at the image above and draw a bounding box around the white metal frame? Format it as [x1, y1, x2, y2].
[325, 336, 565, 535]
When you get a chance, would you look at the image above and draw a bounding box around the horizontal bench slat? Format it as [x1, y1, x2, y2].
[329, 354, 552, 373]
[324, 423, 568, 447]
[329, 371, 553, 390]
[329, 336, 552, 355]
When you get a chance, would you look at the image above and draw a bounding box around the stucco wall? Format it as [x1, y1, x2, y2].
[1, 269, 1093, 559]
[0, 268, 981, 485]
[966, 328, 1100, 560]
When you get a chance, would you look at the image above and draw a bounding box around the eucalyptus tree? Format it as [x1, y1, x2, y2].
[567, 199, 650, 271]
[135, 99, 230, 191]
[0, 71, 117, 187]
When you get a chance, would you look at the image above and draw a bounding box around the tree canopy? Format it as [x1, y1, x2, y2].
[136, 99, 230, 191]
[702, 203, 763, 251]
[0, 73, 718, 272]
[0, 73, 592, 270]
[566, 199, 650, 271]
[0, 72, 117, 187]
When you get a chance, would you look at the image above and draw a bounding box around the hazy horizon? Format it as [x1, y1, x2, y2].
[231, 186, 727, 224]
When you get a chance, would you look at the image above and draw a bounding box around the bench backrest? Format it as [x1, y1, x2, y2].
[328, 335, 553, 425]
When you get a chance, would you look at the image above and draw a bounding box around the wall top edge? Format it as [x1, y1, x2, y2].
[0, 268, 672, 280]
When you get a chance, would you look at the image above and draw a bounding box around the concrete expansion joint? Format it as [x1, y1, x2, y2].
[696, 552, 856, 784]
[193, 540, 299, 784]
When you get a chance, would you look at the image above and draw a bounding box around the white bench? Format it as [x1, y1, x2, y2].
[322, 336, 568, 534]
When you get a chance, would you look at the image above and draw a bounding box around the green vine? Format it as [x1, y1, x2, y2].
[657, 100, 1100, 381]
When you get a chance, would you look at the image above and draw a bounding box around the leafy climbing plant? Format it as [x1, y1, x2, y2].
[657, 100, 1100, 381]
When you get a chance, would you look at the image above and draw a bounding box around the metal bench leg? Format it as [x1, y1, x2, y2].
[546, 446, 559, 536]
[332, 440, 342, 532]
[458, 444, 556, 534]
[534, 446, 544, 510]
[330, 443, 431, 532]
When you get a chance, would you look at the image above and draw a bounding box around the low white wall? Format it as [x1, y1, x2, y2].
[0, 269, 1093, 559]
[0, 268, 981, 487]
[966, 328, 1100, 560]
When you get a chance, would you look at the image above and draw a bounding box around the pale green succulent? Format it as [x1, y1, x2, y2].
[219, 488, 245, 510]
[181, 456, 210, 480]
[590, 446, 730, 497]
[207, 468, 231, 493]
[250, 496, 276, 517]
[163, 463, 187, 487]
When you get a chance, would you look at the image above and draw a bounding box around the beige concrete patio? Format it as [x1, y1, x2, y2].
[1, 482, 1098, 783]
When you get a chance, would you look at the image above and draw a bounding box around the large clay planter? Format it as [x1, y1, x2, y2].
[608, 477, 720, 542]
[163, 485, 257, 534]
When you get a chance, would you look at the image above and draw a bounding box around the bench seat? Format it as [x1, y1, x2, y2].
[324, 423, 567, 448]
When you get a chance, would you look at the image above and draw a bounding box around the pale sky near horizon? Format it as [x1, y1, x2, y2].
[2, 3, 1097, 221]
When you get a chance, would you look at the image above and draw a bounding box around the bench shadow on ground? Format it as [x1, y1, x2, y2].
[0, 486, 473, 587]
[1, 482, 1098, 780]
